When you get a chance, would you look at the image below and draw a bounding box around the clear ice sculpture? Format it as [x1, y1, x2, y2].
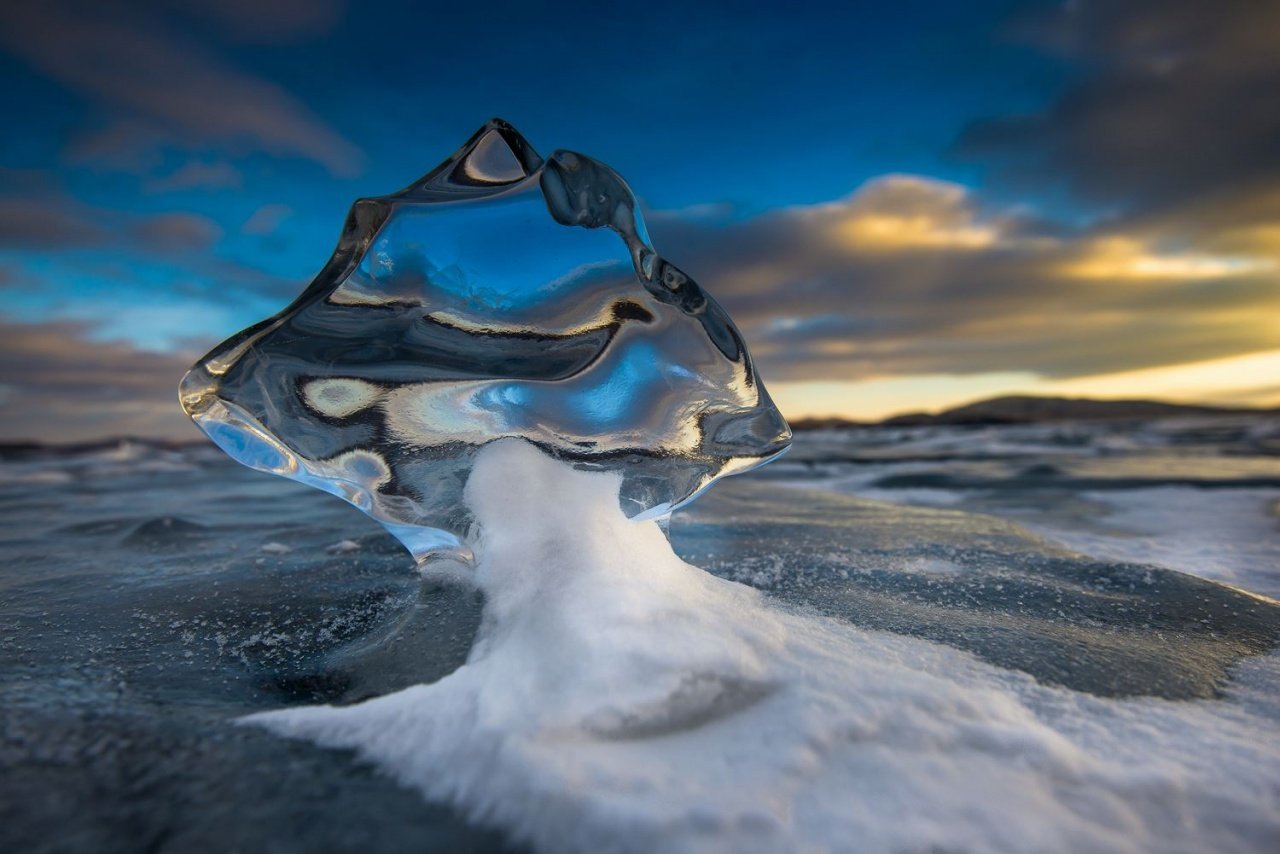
[180, 119, 791, 568]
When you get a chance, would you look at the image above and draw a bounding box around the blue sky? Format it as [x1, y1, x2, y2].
[1, 0, 1277, 440]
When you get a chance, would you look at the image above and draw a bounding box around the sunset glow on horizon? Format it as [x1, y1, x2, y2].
[771, 349, 1280, 422]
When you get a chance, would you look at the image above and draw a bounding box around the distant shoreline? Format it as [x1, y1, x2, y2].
[4, 394, 1278, 454]
[786, 394, 1278, 430]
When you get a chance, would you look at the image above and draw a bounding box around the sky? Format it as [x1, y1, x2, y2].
[1, 0, 1277, 441]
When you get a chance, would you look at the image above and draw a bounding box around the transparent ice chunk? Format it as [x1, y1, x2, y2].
[180, 119, 791, 568]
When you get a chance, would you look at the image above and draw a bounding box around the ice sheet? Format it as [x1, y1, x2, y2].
[1018, 487, 1280, 597]
[247, 441, 1280, 853]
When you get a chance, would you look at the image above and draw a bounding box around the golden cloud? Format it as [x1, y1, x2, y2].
[810, 176, 1003, 253]
[1060, 236, 1276, 280]
[649, 170, 1280, 387]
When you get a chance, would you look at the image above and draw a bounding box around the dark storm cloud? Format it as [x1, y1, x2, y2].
[0, 319, 204, 441]
[0, 0, 363, 176]
[956, 0, 1280, 216]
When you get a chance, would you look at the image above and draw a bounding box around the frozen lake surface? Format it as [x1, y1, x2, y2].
[2, 415, 1279, 852]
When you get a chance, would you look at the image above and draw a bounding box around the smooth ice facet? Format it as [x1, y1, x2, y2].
[180, 119, 790, 567]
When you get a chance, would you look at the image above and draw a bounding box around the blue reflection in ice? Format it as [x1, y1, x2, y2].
[180, 120, 790, 568]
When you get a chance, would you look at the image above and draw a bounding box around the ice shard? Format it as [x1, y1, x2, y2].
[179, 119, 791, 567]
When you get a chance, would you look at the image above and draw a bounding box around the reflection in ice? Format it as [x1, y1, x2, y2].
[180, 119, 790, 567]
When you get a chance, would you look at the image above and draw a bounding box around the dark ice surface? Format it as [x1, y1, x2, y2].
[0, 448, 506, 853]
[681, 483, 1277, 699]
[2, 415, 1278, 852]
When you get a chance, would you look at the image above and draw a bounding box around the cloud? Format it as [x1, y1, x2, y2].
[0, 194, 300, 313]
[956, 0, 1280, 219]
[202, 257, 303, 302]
[175, 0, 346, 44]
[0, 1, 363, 176]
[62, 120, 168, 174]
[1058, 237, 1276, 281]
[5, 167, 1272, 438]
[241, 203, 294, 236]
[0, 194, 222, 255]
[649, 173, 1280, 384]
[129, 213, 223, 253]
[0, 197, 109, 249]
[903, 0, 1280, 392]
[145, 159, 244, 192]
[814, 176, 1001, 252]
[0, 318, 206, 442]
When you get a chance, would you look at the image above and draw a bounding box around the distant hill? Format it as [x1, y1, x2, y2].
[791, 395, 1275, 430]
[786, 416, 870, 431]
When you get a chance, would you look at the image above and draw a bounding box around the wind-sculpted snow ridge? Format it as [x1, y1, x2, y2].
[248, 440, 1280, 854]
[180, 119, 790, 569]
